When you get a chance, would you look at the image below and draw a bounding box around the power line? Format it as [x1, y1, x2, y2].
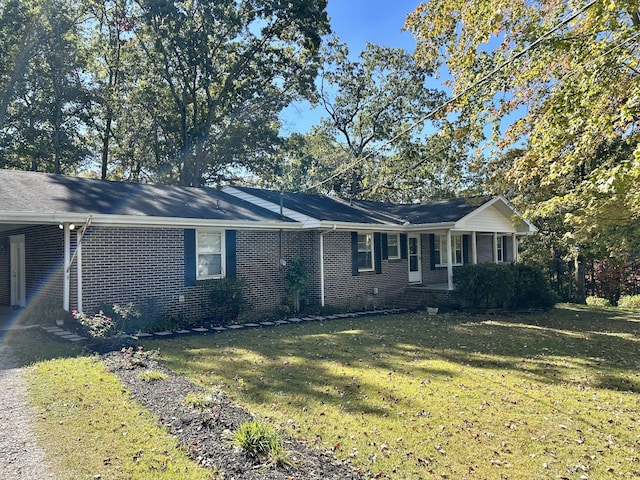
[304, 0, 599, 193]
[366, 27, 640, 197]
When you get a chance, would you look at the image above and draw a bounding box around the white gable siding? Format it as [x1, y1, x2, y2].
[457, 205, 516, 232]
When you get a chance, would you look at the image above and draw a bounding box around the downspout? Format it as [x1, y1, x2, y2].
[76, 229, 82, 312]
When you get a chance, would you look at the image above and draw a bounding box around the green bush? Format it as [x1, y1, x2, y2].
[454, 263, 556, 310]
[286, 255, 308, 314]
[454, 263, 514, 309]
[618, 294, 640, 309]
[511, 263, 557, 309]
[586, 296, 611, 307]
[202, 277, 249, 325]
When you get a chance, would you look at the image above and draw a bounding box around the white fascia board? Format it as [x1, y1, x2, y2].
[0, 212, 302, 231]
[222, 186, 320, 227]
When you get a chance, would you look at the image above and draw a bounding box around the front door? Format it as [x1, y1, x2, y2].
[10, 234, 26, 307]
[408, 234, 422, 283]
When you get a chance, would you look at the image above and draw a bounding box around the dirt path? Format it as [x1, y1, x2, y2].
[0, 344, 57, 480]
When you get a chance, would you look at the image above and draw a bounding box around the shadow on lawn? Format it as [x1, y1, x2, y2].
[152, 305, 640, 421]
[1, 327, 86, 368]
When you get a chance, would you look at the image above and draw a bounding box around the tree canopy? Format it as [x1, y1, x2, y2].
[0, 0, 330, 185]
[405, 0, 640, 260]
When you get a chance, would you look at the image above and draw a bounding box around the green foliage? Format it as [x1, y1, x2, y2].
[586, 296, 611, 307]
[136, 369, 168, 382]
[286, 255, 308, 314]
[232, 419, 289, 465]
[454, 263, 555, 310]
[202, 277, 249, 325]
[405, 0, 640, 268]
[454, 263, 515, 309]
[618, 295, 640, 309]
[22, 296, 73, 326]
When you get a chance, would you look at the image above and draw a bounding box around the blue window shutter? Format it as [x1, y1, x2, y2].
[374, 232, 382, 274]
[400, 233, 408, 260]
[463, 235, 470, 264]
[429, 234, 436, 270]
[226, 230, 237, 278]
[184, 229, 196, 286]
[351, 232, 359, 276]
[381, 233, 389, 260]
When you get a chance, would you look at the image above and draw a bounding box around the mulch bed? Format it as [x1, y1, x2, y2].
[102, 350, 364, 480]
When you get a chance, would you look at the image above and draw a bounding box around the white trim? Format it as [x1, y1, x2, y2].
[356, 232, 375, 273]
[386, 232, 401, 260]
[77, 230, 82, 312]
[471, 231, 478, 264]
[446, 230, 454, 290]
[63, 225, 70, 311]
[195, 229, 226, 280]
[319, 232, 325, 307]
[512, 233, 518, 262]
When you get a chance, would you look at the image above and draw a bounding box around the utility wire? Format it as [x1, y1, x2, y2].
[304, 0, 599, 193]
[365, 28, 640, 198]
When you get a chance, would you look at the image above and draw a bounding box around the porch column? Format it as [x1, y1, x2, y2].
[493, 232, 499, 264]
[471, 231, 478, 264]
[319, 232, 325, 307]
[446, 229, 454, 290]
[63, 224, 70, 311]
[512, 233, 518, 263]
[76, 229, 83, 312]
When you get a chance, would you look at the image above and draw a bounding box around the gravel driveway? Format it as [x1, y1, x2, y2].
[0, 344, 57, 480]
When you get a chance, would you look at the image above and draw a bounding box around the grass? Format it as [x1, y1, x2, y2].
[144, 305, 640, 479]
[5, 330, 212, 480]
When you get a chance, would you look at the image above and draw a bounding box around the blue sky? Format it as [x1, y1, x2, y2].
[280, 0, 423, 134]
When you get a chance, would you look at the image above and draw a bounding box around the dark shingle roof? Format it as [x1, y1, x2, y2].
[0, 170, 291, 222]
[350, 197, 490, 225]
[233, 186, 488, 225]
[231, 186, 405, 225]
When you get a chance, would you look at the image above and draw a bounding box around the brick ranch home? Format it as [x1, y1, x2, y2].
[0, 169, 536, 322]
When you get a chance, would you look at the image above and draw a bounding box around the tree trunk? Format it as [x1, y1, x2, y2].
[574, 254, 586, 304]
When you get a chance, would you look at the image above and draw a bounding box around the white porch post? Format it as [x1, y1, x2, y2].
[319, 232, 325, 307]
[76, 229, 83, 312]
[493, 232, 499, 264]
[471, 231, 478, 264]
[512, 233, 518, 263]
[63, 224, 70, 311]
[446, 229, 454, 290]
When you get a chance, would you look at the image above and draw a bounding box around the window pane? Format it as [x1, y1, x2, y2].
[387, 234, 399, 258]
[198, 232, 221, 253]
[357, 234, 373, 270]
[198, 253, 222, 277]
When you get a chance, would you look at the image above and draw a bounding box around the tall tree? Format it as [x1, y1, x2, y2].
[134, 0, 330, 187]
[305, 38, 449, 200]
[1, 0, 90, 173]
[405, 0, 640, 298]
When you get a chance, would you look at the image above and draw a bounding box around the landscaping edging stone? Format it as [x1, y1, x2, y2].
[40, 308, 410, 344]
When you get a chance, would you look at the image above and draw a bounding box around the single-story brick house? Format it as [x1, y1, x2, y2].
[0, 169, 535, 321]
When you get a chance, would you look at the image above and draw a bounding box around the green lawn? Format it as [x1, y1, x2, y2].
[8, 305, 640, 479]
[147, 305, 640, 479]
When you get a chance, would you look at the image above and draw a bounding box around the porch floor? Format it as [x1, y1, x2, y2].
[408, 283, 452, 291]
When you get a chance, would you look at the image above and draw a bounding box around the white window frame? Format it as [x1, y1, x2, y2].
[386, 233, 400, 260]
[435, 233, 463, 267]
[357, 232, 375, 272]
[496, 235, 505, 263]
[196, 229, 226, 280]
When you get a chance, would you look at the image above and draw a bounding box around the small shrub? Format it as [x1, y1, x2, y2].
[454, 263, 556, 311]
[232, 419, 290, 465]
[510, 263, 557, 309]
[618, 294, 640, 309]
[202, 277, 249, 325]
[184, 388, 223, 410]
[454, 263, 515, 309]
[286, 255, 308, 314]
[73, 309, 115, 338]
[137, 370, 168, 382]
[586, 296, 611, 307]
